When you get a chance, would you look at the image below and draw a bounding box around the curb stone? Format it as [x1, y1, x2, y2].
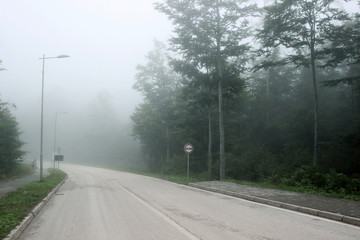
[188, 183, 360, 227]
[4, 176, 67, 240]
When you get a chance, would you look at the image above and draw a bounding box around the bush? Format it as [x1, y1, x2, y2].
[348, 178, 360, 194]
[280, 165, 325, 188]
[324, 169, 350, 192]
[161, 154, 187, 175]
[278, 165, 360, 197]
[226, 145, 277, 182]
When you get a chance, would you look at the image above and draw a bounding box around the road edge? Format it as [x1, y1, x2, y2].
[4, 176, 68, 240]
[188, 183, 360, 227]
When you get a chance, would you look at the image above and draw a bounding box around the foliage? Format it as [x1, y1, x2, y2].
[228, 171, 360, 201]
[226, 145, 277, 182]
[321, 7, 360, 88]
[0, 98, 25, 177]
[257, 0, 351, 166]
[321, 7, 360, 67]
[162, 154, 187, 175]
[0, 169, 66, 239]
[131, 0, 360, 195]
[271, 165, 360, 200]
[155, 0, 258, 180]
[131, 40, 183, 171]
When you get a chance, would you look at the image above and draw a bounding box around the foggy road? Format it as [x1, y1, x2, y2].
[19, 164, 360, 240]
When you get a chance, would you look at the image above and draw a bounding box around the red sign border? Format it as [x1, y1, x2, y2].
[184, 143, 194, 154]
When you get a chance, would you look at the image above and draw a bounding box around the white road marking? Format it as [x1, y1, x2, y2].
[114, 180, 203, 240]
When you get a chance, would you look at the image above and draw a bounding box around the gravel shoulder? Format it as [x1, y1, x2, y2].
[190, 181, 360, 219]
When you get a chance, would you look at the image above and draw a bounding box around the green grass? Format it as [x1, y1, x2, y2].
[0, 169, 67, 239]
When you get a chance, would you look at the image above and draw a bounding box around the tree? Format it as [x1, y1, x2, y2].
[0, 60, 6, 71]
[86, 90, 121, 164]
[0, 98, 24, 177]
[171, 59, 217, 174]
[257, 0, 350, 166]
[132, 40, 181, 168]
[131, 102, 168, 171]
[321, 3, 360, 87]
[155, 0, 256, 180]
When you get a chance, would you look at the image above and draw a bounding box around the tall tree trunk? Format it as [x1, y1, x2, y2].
[216, 1, 225, 181]
[218, 67, 225, 180]
[217, 54, 225, 180]
[208, 108, 213, 175]
[166, 125, 170, 162]
[310, 17, 318, 166]
[266, 74, 270, 125]
[311, 53, 318, 166]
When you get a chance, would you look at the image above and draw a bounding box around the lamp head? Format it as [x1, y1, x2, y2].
[57, 55, 70, 58]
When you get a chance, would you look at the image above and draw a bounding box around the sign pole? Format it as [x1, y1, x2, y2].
[187, 154, 190, 180]
[184, 143, 194, 180]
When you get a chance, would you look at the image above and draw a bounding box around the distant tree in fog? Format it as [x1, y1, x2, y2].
[0, 60, 6, 71]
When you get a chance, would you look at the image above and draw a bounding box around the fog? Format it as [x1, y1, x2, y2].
[1, 0, 358, 170]
[1, 0, 172, 167]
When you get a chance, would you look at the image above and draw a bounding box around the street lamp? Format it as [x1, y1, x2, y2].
[39, 54, 70, 181]
[53, 111, 67, 169]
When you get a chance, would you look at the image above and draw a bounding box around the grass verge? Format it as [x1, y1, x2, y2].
[0, 169, 67, 239]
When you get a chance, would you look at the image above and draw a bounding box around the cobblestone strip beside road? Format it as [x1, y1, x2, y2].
[189, 181, 360, 227]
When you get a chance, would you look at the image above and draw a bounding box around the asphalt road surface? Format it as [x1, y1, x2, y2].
[19, 164, 360, 240]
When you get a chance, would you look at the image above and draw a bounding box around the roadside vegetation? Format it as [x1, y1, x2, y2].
[128, 165, 360, 201]
[0, 97, 25, 180]
[0, 169, 66, 239]
[130, 0, 360, 198]
[227, 165, 360, 201]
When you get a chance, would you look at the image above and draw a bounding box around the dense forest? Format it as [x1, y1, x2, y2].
[131, 0, 360, 190]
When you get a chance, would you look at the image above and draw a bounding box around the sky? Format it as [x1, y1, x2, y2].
[1, 0, 173, 163]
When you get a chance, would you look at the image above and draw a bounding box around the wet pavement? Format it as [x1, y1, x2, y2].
[190, 181, 360, 222]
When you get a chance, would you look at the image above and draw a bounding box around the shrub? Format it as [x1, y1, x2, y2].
[280, 165, 326, 188]
[161, 154, 186, 175]
[324, 169, 350, 192]
[227, 145, 277, 182]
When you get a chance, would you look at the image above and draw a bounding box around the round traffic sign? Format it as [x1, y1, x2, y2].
[184, 143, 194, 154]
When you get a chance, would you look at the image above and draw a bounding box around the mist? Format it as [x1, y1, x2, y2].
[1, 0, 172, 168]
[1, 0, 359, 173]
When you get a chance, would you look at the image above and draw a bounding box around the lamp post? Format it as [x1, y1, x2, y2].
[39, 54, 69, 181]
[53, 111, 67, 169]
